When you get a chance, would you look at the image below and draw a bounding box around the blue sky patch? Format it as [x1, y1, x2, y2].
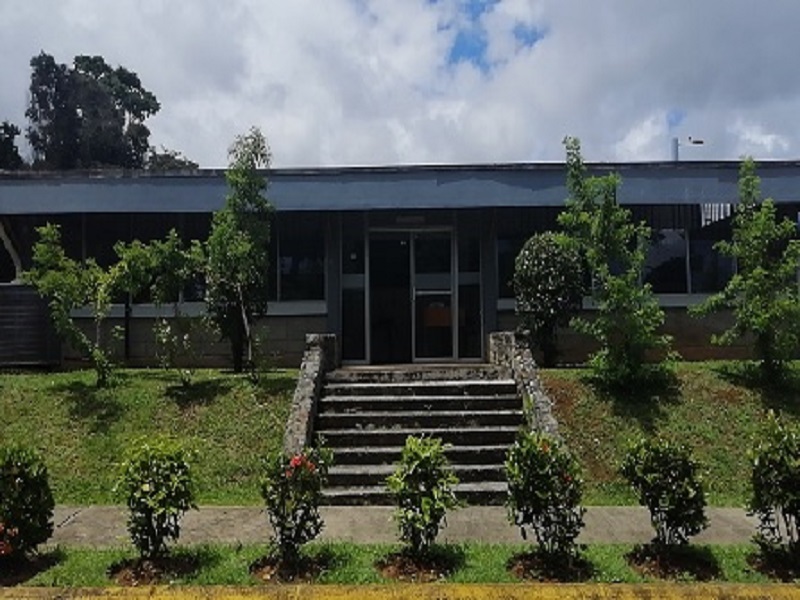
[448, 27, 489, 70]
[666, 108, 686, 131]
[513, 23, 546, 48]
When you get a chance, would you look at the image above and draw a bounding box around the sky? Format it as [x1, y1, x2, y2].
[2, 0, 800, 168]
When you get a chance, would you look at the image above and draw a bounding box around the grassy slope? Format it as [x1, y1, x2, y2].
[541, 362, 800, 506]
[0, 368, 295, 505]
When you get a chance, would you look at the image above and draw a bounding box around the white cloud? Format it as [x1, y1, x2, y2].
[2, 0, 800, 167]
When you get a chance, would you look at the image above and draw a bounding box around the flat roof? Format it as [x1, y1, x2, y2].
[2, 160, 800, 214]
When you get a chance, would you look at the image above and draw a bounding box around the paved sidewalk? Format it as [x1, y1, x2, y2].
[49, 505, 758, 548]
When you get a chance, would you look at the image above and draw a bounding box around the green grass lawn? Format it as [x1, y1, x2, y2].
[15, 542, 781, 586]
[541, 362, 800, 506]
[0, 368, 296, 505]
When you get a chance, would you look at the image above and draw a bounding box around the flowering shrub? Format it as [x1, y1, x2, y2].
[750, 412, 800, 556]
[260, 445, 332, 564]
[505, 431, 585, 557]
[115, 440, 197, 558]
[0, 445, 54, 559]
[386, 436, 461, 556]
[621, 437, 707, 547]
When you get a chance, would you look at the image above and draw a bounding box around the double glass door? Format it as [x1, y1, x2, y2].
[368, 230, 454, 363]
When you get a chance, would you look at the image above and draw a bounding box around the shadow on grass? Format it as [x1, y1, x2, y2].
[582, 367, 681, 434]
[626, 544, 721, 581]
[165, 378, 233, 409]
[0, 549, 64, 586]
[375, 544, 467, 582]
[507, 549, 594, 582]
[715, 361, 800, 416]
[53, 380, 125, 433]
[254, 374, 297, 397]
[108, 546, 220, 586]
[748, 547, 800, 582]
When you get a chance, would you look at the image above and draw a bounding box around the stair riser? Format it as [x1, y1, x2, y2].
[331, 447, 511, 465]
[324, 383, 518, 397]
[326, 367, 509, 384]
[318, 412, 523, 429]
[320, 397, 521, 412]
[328, 469, 506, 488]
[319, 429, 519, 447]
[322, 489, 507, 506]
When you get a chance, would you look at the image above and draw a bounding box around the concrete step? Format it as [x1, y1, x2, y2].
[322, 481, 508, 506]
[330, 444, 513, 465]
[327, 463, 506, 487]
[323, 380, 518, 397]
[317, 426, 520, 447]
[326, 365, 510, 384]
[317, 410, 524, 430]
[319, 395, 521, 413]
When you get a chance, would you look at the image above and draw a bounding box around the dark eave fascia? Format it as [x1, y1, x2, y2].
[2, 160, 800, 214]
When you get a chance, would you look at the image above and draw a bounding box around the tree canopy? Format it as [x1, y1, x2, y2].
[0, 121, 24, 170]
[25, 51, 162, 169]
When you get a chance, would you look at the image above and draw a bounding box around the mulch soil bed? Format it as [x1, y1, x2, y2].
[507, 550, 594, 582]
[249, 554, 330, 584]
[108, 554, 200, 586]
[747, 549, 800, 582]
[625, 544, 721, 581]
[376, 550, 461, 583]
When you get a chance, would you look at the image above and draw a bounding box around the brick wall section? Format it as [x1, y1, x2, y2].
[64, 314, 327, 369]
[282, 334, 339, 456]
[488, 331, 560, 439]
[498, 308, 754, 365]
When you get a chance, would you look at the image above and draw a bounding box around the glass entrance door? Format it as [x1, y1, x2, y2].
[412, 231, 454, 361]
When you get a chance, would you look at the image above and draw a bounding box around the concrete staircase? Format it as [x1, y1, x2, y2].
[316, 364, 523, 505]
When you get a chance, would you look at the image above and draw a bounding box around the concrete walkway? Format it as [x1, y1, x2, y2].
[49, 505, 758, 548]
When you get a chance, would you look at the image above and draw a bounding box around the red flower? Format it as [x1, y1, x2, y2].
[290, 455, 304, 469]
[306, 461, 316, 473]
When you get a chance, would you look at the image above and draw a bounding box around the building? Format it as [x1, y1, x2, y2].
[1, 160, 799, 367]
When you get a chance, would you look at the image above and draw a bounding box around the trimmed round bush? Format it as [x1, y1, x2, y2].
[0, 445, 55, 558]
[621, 437, 707, 546]
[505, 431, 585, 557]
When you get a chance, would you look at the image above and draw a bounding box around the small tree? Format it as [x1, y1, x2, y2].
[0, 445, 54, 559]
[386, 436, 461, 556]
[25, 224, 149, 387]
[691, 158, 800, 378]
[513, 231, 583, 367]
[204, 127, 272, 373]
[115, 440, 196, 559]
[505, 431, 585, 558]
[558, 136, 672, 386]
[140, 230, 203, 386]
[259, 445, 332, 566]
[621, 437, 708, 547]
[749, 412, 800, 557]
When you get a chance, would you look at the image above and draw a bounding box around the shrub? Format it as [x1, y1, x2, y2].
[386, 436, 461, 556]
[0, 446, 54, 558]
[750, 412, 800, 555]
[513, 231, 583, 367]
[115, 440, 197, 559]
[505, 431, 585, 557]
[620, 437, 707, 547]
[259, 445, 332, 565]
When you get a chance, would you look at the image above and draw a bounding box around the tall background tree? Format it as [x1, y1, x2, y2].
[0, 121, 24, 169]
[204, 127, 272, 373]
[25, 52, 161, 169]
